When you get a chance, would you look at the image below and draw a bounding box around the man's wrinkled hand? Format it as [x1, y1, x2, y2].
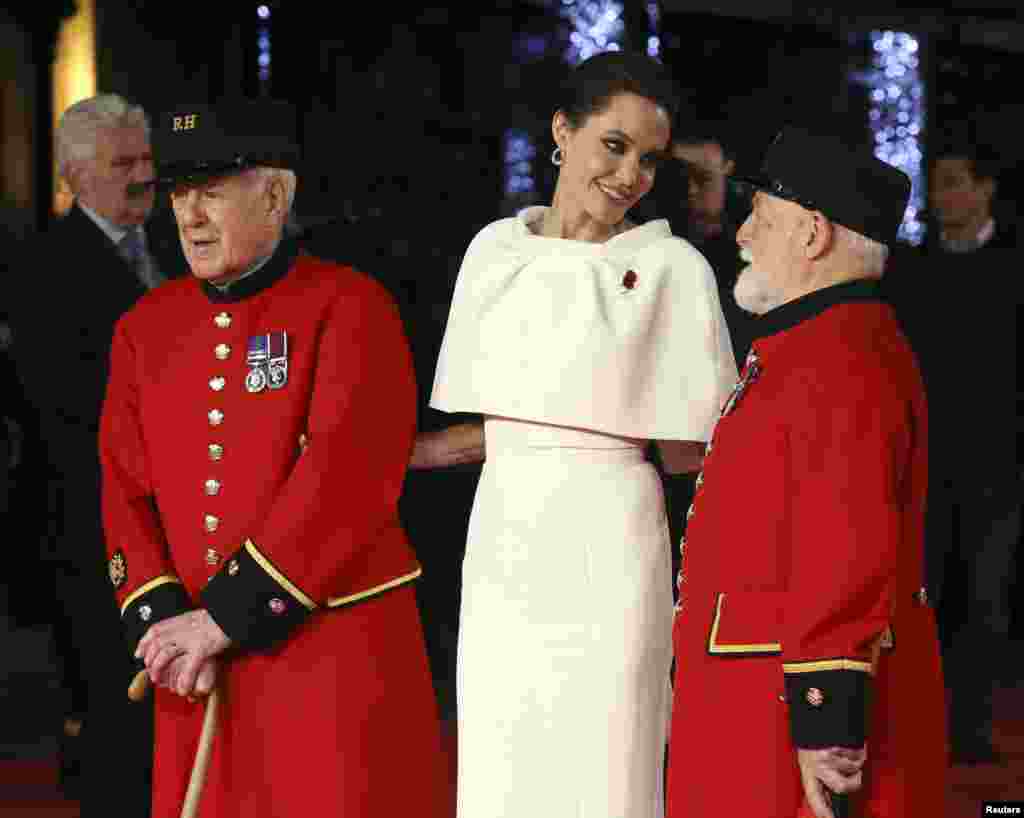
[154, 653, 220, 700]
[135, 609, 230, 695]
[797, 746, 866, 818]
[180, 656, 219, 701]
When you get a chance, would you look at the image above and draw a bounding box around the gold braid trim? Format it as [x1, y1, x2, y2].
[244, 539, 317, 611]
[120, 575, 183, 616]
[782, 659, 874, 675]
[327, 568, 422, 608]
[707, 593, 782, 655]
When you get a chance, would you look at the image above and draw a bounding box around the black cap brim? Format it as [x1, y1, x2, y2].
[727, 174, 821, 212]
[155, 153, 301, 192]
[727, 175, 761, 199]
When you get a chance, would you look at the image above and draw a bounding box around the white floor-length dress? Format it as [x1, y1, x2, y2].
[432, 208, 737, 818]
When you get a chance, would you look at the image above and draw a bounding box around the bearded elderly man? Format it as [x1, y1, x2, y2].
[99, 99, 444, 818]
[666, 128, 947, 818]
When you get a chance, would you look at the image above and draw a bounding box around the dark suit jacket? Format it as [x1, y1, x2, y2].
[883, 225, 1020, 609]
[15, 206, 141, 562]
[13, 204, 184, 562]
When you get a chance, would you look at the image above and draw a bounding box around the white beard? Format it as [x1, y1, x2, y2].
[733, 262, 778, 316]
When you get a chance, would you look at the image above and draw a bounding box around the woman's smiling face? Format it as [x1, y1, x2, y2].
[553, 91, 672, 229]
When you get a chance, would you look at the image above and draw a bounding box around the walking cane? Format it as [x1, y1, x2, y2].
[129, 670, 221, 818]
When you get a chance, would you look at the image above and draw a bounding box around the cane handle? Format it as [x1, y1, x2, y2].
[128, 669, 150, 702]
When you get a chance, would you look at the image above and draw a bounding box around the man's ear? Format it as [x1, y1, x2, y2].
[805, 211, 833, 260]
[265, 174, 286, 219]
[64, 160, 87, 199]
[722, 157, 736, 176]
[980, 176, 997, 203]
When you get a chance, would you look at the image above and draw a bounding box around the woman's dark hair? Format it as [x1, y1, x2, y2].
[558, 52, 679, 134]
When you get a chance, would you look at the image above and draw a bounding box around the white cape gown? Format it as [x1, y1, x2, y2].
[433, 209, 738, 817]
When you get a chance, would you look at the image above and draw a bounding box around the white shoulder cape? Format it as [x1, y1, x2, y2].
[430, 207, 738, 440]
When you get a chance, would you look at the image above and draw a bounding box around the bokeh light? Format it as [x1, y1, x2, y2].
[867, 30, 926, 244]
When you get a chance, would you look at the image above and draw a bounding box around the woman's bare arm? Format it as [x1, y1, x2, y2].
[655, 440, 705, 475]
[409, 421, 486, 469]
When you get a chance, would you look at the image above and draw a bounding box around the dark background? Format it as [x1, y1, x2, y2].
[3, 2, 1023, 248]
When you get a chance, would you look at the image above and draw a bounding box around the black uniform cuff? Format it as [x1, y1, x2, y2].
[122, 580, 193, 669]
[201, 540, 314, 651]
[784, 668, 870, 749]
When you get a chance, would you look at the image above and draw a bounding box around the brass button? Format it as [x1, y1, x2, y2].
[208, 443, 224, 462]
[695, 473, 704, 489]
[208, 409, 224, 427]
[705, 441, 713, 456]
[215, 343, 231, 361]
[913, 587, 929, 606]
[209, 376, 226, 392]
[214, 312, 231, 329]
[205, 548, 222, 565]
[204, 479, 221, 496]
[204, 514, 220, 533]
[298, 433, 309, 453]
[228, 559, 240, 576]
[686, 504, 695, 520]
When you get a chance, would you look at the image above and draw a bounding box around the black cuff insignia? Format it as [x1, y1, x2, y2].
[784, 666, 871, 749]
[122, 579, 193, 668]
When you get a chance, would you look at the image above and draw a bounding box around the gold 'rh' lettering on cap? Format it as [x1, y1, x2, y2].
[173, 115, 197, 132]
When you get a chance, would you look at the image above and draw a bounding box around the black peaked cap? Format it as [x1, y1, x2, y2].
[733, 126, 912, 245]
[153, 99, 300, 189]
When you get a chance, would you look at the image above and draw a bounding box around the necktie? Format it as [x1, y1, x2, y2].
[118, 229, 143, 265]
[118, 228, 164, 290]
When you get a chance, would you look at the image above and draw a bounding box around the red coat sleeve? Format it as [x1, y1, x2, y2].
[200, 276, 417, 649]
[781, 360, 912, 748]
[101, 320, 193, 654]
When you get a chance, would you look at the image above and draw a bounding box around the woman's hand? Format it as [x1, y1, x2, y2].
[655, 440, 705, 475]
[409, 422, 486, 469]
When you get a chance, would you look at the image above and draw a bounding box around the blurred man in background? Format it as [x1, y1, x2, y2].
[672, 126, 756, 370]
[10, 93, 182, 815]
[919, 139, 1018, 764]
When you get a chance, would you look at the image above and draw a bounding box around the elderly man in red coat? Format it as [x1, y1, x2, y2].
[667, 128, 947, 818]
[100, 99, 444, 817]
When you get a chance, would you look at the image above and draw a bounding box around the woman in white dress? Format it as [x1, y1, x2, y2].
[425, 52, 737, 818]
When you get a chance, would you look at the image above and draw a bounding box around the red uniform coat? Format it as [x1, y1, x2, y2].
[667, 281, 947, 817]
[100, 240, 444, 818]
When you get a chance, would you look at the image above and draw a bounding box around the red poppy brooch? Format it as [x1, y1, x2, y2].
[621, 270, 638, 291]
